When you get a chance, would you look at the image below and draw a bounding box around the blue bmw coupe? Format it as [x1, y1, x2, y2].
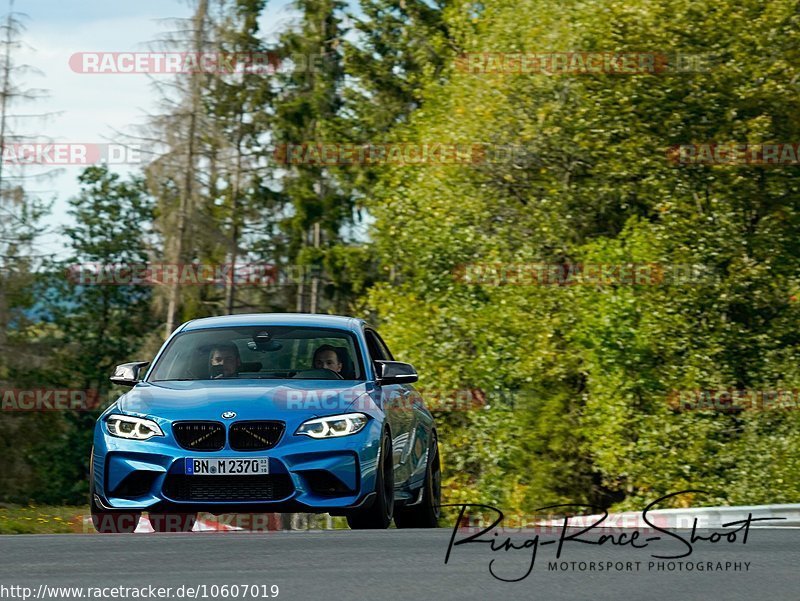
[90, 314, 441, 532]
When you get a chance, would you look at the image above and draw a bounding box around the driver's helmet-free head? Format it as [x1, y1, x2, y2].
[209, 342, 241, 378]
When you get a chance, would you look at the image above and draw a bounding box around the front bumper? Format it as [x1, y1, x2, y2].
[93, 418, 382, 514]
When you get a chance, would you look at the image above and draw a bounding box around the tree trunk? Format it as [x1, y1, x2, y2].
[165, 0, 207, 337]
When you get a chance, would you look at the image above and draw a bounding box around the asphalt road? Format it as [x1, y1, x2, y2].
[0, 527, 797, 601]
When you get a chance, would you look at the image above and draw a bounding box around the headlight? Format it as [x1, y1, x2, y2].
[106, 414, 163, 440]
[295, 413, 368, 439]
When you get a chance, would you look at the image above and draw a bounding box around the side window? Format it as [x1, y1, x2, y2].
[364, 330, 388, 363]
[373, 331, 395, 361]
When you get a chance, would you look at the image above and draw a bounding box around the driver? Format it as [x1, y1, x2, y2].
[209, 343, 241, 378]
[313, 344, 343, 374]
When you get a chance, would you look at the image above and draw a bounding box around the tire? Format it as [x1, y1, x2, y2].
[347, 431, 394, 529]
[89, 458, 141, 534]
[149, 512, 197, 533]
[394, 433, 441, 528]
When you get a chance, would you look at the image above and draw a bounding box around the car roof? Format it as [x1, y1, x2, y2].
[179, 313, 366, 333]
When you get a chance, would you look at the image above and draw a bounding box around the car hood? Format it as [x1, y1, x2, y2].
[115, 379, 371, 422]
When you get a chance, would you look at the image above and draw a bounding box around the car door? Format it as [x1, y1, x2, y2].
[374, 331, 434, 488]
[364, 328, 413, 486]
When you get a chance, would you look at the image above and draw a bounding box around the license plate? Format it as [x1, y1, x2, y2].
[185, 457, 269, 476]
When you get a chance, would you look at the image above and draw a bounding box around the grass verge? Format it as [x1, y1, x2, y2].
[0, 505, 88, 534]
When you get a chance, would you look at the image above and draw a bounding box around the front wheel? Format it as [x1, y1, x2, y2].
[347, 431, 394, 529]
[394, 433, 441, 528]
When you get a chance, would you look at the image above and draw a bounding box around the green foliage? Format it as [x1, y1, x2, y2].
[0, 166, 157, 505]
[365, 0, 800, 513]
[6, 0, 800, 514]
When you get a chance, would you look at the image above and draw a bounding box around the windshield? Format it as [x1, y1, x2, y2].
[148, 326, 364, 382]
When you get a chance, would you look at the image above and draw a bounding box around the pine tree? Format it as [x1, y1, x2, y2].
[0, 0, 49, 380]
[205, 0, 277, 315]
[272, 0, 350, 313]
[342, 0, 454, 139]
[144, 0, 212, 337]
[25, 166, 158, 504]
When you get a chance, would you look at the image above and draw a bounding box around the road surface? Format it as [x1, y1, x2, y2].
[0, 527, 796, 600]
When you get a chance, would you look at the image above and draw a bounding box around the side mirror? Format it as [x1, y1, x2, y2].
[110, 361, 150, 387]
[375, 360, 418, 385]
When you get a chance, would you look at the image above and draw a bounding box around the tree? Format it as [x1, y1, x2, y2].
[25, 166, 157, 504]
[0, 166, 156, 504]
[144, 0, 212, 337]
[0, 0, 49, 377]
[363, 0, 800, 513]
[204, 0, 277, 315]
[48, 166, 155, 389]
[342, 0, 454, 138]
[272, 0, 351, 313]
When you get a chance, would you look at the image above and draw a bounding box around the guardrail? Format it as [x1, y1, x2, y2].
[534, 504, 800, 529]
[80, 505, 800, 532]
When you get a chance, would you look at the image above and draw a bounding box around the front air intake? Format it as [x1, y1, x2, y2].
[173, 421, 226, 451]
[163, 474, 294, 501]
[229, 421, 285, 451]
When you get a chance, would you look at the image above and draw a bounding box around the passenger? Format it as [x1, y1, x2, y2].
[313, 344, 343, 374]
